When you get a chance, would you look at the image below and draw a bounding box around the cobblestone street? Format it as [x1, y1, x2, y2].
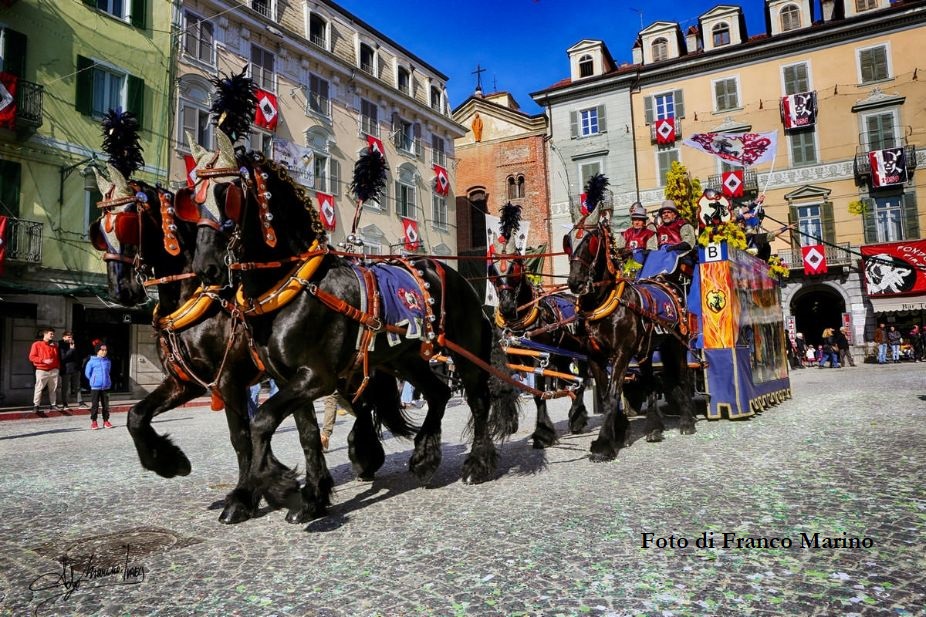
[1, 363, 924, 616]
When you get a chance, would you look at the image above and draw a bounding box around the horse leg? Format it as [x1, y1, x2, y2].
[667, 349, 697, 436]
[126, 377, 201, 478]
[405, 358, 451, 483]
[567, 370, 589, 434]
[531, 375, 557, 449]
[216, 379, 260, 524]
[589, 354, 632, 462]
[642, 365, 666, 443]
[347, 404, 384, 482]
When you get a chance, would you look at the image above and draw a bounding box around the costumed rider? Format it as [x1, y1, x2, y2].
[735, 195, 795, 261]
[652, 198, 698, 284]
[614, 202, 656, 276]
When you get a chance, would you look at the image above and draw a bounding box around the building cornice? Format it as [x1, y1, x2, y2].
[452, 97, 547, 133]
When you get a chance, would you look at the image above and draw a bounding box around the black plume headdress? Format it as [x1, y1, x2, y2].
[350, 149, 389, 204]
[583, 173, 609, 213]
[101, 110, 143, 178]
[498, 202, 522, 241]
[209, 69, 257, 141]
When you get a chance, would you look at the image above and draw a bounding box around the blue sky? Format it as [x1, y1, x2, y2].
[334, 0, 770, 115]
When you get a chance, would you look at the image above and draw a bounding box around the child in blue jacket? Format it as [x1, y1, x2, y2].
[84, 342, 113, 430]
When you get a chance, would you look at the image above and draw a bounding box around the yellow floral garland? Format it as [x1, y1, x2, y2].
[766, 255, 790, 279]
[697, 222, 747, 251]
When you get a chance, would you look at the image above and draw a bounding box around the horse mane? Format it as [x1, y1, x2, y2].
[250, 154, 327, 251]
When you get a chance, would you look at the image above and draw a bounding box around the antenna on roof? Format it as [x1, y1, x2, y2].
[630, 7, 644, 29]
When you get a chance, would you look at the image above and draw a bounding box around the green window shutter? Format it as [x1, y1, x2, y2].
[131, 0, 147, 29]
[673, 90, 684, 118]
[127, 75, 145, 127]
[0, 159, 22, 218]
[821, 200, 835, 244]
[1, 29, 27, 77]
[330, 159, 340, 197]
[597, 105, 607, 133]
[569, 111, 578, 138]
[902, 192, 920, 240]
[643, 96, 654, 124]
[862, 198, 878, 243]
[75, 55, 94, 116]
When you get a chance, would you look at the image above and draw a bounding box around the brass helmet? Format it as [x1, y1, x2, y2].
[629, 202, 648, 220]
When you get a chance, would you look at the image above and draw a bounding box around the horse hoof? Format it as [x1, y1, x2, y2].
[645, 430, 664, 443]
[154, 453, 192, 478]
[679, 424, 697, 436]
[569, 421, 587, 434]
[588, 452, 615, 463]
[218, 502, 254, 525]
[588, 440, 618, 462]
[286, 505, 324, 524]
[356, 474, 375, 483]
[461, 459, 494, 485]
[530, 431, 557, 449]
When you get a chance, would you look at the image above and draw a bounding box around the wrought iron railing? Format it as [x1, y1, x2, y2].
[774, 242, 855, 270]
[649, 118, 682, 143]
[3, 217, 43, 264]
[14, 79, 43, 130]
[250, 0, 273, 20]
[394, 134, 421, 156]
[706, 168, 759, 194]
[854, 144, 917, 180]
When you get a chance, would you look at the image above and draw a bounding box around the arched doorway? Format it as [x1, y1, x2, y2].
[790, 285, 845, 346]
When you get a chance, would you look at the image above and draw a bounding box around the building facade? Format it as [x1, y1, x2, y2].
[0, 0, 174, 405]
[452, 90, 551, 292]
[533, 0, 926, 350]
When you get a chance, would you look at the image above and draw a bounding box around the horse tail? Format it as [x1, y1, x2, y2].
[487, 328, 521, 440]
[367, 370, 419, 439]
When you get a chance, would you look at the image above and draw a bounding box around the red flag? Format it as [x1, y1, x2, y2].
[721, 170, 744, 198]
[366, 134, 385, 157]
[802, 245, 828, 276]
[254, 88, 279, 131]
[0, 72, 17, 129]
[654, 117, 676, 144]
[433, 164, 449, 196]
[868, 147, 907, 188]
[0, 215, 7, 274]
[402, 217, 419, 251]
[579, 192, 588, 216]
[318, 192, 336, 231]
[183, 155, 198, 187]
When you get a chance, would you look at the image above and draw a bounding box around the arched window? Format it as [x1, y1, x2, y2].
[651, 38, 668, 62]
[359, 43, 376, 76]
[397, 66, 410, 95]
[309, 14, 328, 49]
[430, 86, 442, 112]
[507, 176, 517, 200]
[578, 55, 594, 78]
[712, 23, 731, 47]
[517, 175, 525, 198]
[780, 5, 801, 31]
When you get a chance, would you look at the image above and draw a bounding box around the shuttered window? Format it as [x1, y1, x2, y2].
[859, 46, 889, 83]
[782, 63, 809, 95]
[865, 112, 896, 150]
[713, 78, 739, 111]
[0, 28, 27, 77]
[790, 130, 817, 166]
[75, 55, 143, 125]
[570, 105, 607, 138]
[656, 147, 679, 188]
[864, 193, 919, 242]
[0, 159, 22, 218]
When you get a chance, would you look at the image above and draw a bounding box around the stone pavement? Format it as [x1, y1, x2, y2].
[0, 363, 924, 616]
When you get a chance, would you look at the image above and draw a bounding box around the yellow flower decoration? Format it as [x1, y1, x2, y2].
[697, 222, 747, 251]
[766, 255, 790, 279]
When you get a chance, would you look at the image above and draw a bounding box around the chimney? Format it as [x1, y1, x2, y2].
[632, 42, 643, 65]
[686, 26, 700, 54]
[821, 0, 836, 22]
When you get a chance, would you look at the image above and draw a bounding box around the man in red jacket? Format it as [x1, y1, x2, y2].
[28, 327, 60, 414]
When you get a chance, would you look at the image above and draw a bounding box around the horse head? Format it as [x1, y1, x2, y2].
[564, 221, 612, 297]
[489, 252, 529, 322]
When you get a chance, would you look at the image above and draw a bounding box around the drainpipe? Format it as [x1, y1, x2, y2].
[629, 70, 641, 202]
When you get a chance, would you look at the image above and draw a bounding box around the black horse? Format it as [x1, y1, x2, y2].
[490, 253, 607, 448]
[188, 150, 518, 523]
[565, 221, 697, 462]
[89, 168, 413, 523]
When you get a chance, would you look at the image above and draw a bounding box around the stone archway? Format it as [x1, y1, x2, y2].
[788, 283, 846, 346]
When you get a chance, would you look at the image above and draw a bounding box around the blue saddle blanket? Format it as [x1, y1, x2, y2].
[544, 294, 577, 321]
[639, 248, 683, 279]
[632, 282, 682, 329]
[352, 263, 426, 348]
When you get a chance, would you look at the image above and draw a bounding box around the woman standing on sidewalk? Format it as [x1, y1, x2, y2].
[85, 343, 113, 430]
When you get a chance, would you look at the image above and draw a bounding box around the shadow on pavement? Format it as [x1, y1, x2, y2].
[0, 427, 86, 441]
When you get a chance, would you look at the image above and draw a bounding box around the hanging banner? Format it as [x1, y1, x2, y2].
[318, 192, 336, 231]
[402, 217, 420, 251]
[654, 117, 676, 144]
[781, 92, 816, 129]
[860, 239, 926, 296]
[254, 88, 279, 131]
[801, 245, 828, 276]
[0, 72, 16, 129]
[721, 170, 744, 198]
[272, 139, 314, 186]
[433, 164, 450, 196]
[683, 131, 778, 167]
[868, 147, 907, 188]
[367, 134, 385, 157]
[183, 155, 198, 187]
[0, 215, 8, 274]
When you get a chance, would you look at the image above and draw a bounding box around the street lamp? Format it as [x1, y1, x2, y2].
[58, 155, 101, 207]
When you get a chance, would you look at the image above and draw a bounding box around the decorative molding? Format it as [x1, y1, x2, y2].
[711, 116, 751, 133]
[759, 161, 855, 189]
[851, 87, 905, 112]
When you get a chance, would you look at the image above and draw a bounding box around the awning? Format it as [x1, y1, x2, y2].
[869, 294, 926, 314]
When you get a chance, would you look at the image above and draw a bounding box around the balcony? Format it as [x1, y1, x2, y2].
[359, 115, 379, 138]
[649, 118, 682, 143]
[706, 168, 759, 194]
[854, 144, 917, 185]
[431, 149, 447, 167]
[774, 242, 855, 272]
[250, 0, 275, 21]
[309, 33, 328, 50]
[394, 134, 421, 157]
[306, 91, 330, 118]
[359, 63, 375, 77]
[3, 217, 43, 264]
[1, 79, 43, 135]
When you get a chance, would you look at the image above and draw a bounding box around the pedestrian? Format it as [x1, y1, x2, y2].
[400, 380, 421, 409]
[835, 327, 856, 367]
[873, 323, 887, 364]
[84, 342, 113, 429]
[247, 378, 278, 419]
[805, 344, 816, 367]
[887, 325, 902, 363]
[56, 330, 83, 409]
[794, 332, 808, 368]
[320, 392, 354, 452]
[818, 328, 840, 368]
[28, 327, 59, 414]
[919, 325, 926, 361]
[909, 325, 924, 361]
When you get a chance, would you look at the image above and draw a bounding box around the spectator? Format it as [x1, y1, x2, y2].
[56, 331, 83, 409]
[794, 332, 808, 368]
[85, 342, 113, 429]
[909, 325, 924, 362]
[818, 328, 840, 368]
[835, 327, 856, 368]
[887, 325, 902, 363]
[873, 323, 887, 365]
[320, 393, 353, 452]
[248, 378, 278, 420]
[28, 327, 59, 414]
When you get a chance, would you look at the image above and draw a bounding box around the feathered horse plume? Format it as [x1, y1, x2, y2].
[498, 202, 522, 242]
[349, 149, 389, 204]
[583, 173, 609, 214]
[209, 69, 257, 141]
[101, 110, 143, 179]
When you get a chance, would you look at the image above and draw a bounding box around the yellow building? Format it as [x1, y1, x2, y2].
[630, 0, 924, 347]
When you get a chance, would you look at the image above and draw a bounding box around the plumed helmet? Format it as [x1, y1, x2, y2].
[629, 202, 648, 220]
[658, 199, 678, 214]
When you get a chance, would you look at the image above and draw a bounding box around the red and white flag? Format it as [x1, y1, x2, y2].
[802, 245, 828, 276]
[683, 131, 778, 167]
[0, 72, 17, 130]
[183, 155, 198, 187]
[318, 192, 336, 231]
[433, 164, 449, 196]
[366, 134, 385, 157]
[721, 170, 744, 198]
[579, 192, 589, 216]
[868, 147, 907, 188]
[402, 217, 419, 251]
[254, 88, 279, 131]
[781, 92, 816, 130]
[654, 117, 676, 144]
